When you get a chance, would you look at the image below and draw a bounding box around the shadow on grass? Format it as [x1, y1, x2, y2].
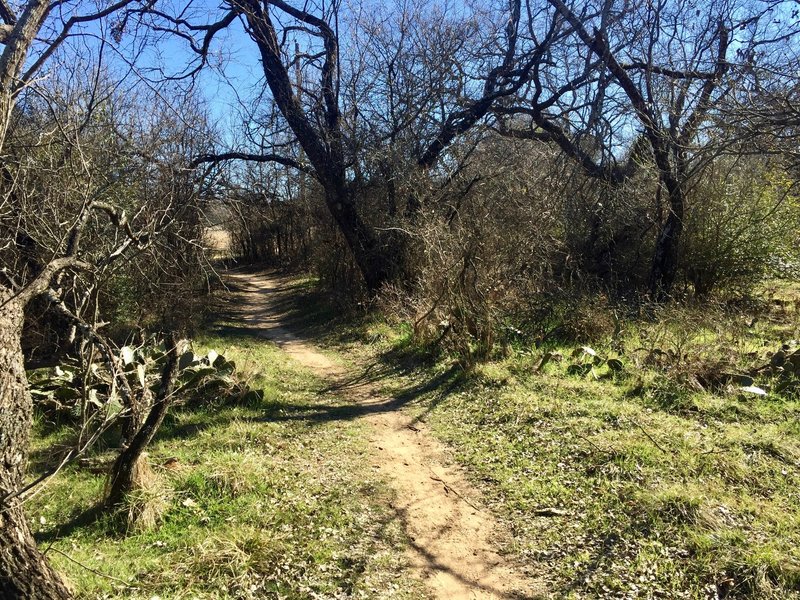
[32, 410, 263, 548]
[217, 269, 370, 344]
[559, 531, 624, 597]
[213, 269, 468, 429]
[151, 405, 246, 445]
[250, 364, 463, 427]
[35, 504, 107, 545]
[32, 271, 460, 551]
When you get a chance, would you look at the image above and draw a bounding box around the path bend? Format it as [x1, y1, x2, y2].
[226, 270, 546, 600]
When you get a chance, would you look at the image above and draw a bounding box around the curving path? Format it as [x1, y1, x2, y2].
[225, 270, 546, 599]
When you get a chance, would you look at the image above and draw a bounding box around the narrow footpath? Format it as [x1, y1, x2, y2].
[226, 270, 545, 599]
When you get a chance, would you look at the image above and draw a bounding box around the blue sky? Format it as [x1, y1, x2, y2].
[34, 0, 267, 142]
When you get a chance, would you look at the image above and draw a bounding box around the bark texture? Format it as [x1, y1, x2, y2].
[0, 287, 71, 599]
[648, 175, 685, 299]
[0, 0, 50, 147]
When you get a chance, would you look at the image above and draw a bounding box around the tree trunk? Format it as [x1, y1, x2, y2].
[324, 187, 395, 293]
[0, 287, 71, 599]
[106, 339, 179, 508]
[119, 385, 150, 448]
[649, 175, 685, 300]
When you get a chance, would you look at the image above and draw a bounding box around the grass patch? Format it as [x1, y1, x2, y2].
[284, 276, 800, 599]
[388, 362, 800, 598]
[27, 331, 419, 599]
[35, 272, 798, 598]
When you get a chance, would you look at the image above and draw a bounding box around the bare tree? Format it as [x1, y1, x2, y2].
[497, 0, 800, 298]
[723, 53, 800, 175]
[0, 3, 216, 594]
[151, 0, 568, 291]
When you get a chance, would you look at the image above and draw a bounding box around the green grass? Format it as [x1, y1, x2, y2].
[408, 365, 800, 598]
[292, 279, 800, 599]
[27, 275, 800, 599]
[26, 331, 420, 599]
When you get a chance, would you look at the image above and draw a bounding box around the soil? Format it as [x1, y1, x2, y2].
[225, 270, 546, 599]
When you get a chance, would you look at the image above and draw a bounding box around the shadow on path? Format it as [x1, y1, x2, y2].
[221, 269, 547, 599]
[250, 365, 462, 427]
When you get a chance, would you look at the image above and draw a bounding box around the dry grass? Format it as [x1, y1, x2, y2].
[121, 459, 172, 533]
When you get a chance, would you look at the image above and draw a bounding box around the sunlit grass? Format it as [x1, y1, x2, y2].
[308, 278, 800, 598]
[28, 275, 800, 598]
[27, 333, 419, 599]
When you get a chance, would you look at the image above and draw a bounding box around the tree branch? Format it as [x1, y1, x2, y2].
[191, 151, 311, 175]
[17, 257, 91, 305]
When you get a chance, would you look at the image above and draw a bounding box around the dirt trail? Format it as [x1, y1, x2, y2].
[226, 270, 545, 599]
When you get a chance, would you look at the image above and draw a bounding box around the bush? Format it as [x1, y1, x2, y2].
[681, 158, 800, 297]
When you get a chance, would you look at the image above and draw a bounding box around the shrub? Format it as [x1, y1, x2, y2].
[681, 158, 800, 297]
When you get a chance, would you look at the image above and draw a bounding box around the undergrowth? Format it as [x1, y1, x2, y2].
[28, 273, 800, 599]
[301, 277, 800, 599]
[26, 332, 418, 599]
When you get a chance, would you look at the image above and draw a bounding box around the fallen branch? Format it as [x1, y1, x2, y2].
[428, 467, 484, 513]
[627, 417, 674, 455]
[44, 547, 134, 588]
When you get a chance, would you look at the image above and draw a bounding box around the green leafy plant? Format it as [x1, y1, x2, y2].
[29, 339, 247, 423]
[564, 346, 625, 379]
[682, 161, 800, 297]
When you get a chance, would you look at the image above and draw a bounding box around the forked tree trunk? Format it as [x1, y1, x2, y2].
[649, 174, 685, 300]
[0, 287, 71, 599]
[106, 338, 179, 508]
